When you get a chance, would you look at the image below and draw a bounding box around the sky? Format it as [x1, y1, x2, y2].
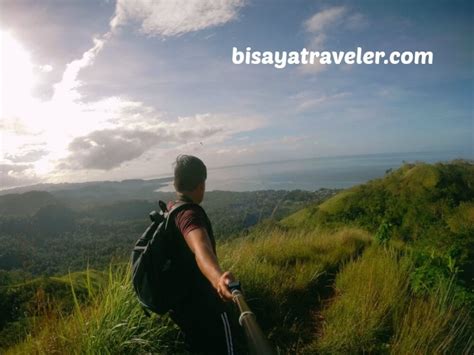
[0, 0, 472, 188]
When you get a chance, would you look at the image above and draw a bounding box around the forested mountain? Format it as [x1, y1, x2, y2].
[0, 189, 336, 276]
[0, 177, 174, 207]
[0, 191, 58, 216]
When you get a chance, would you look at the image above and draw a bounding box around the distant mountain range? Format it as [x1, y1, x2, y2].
[0, 177, 175, 209]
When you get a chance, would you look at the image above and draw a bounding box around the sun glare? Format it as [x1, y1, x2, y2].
[0, 30, 113, 178]
[0, 30, 37, 117]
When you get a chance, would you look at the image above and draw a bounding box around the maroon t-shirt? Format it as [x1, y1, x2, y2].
[166, 200, 222, 312]
[167, 201, 216, 254]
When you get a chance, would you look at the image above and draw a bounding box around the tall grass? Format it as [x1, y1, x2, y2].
[311, 246, 411, 354]
[6, 265, 183, 355]
[310, 246, 473, 354]
[6, 227, 371, 354]
[7, 227, 471, 354]
[220, 227, 372, 352]
[221, 227, 370, 295]
[390, 278, 473, 354]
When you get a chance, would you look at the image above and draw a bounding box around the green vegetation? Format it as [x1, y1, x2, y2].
[390, 279, 472, 354]
[1, 160, 473, 353]
[220, 227, 371, 352]
[282, 160, 474, 287]
[5, 266, 183, 355]
[0, 269, 107, 349]
[0, 189, 333, 275]
[4, 228, 371, 354]
[311, 247, 411, 353]
[309, 247, 472, 354]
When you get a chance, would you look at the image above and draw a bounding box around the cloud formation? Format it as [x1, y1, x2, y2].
[1, 25, 266, 187]
[299, 6, 367, 75]
[60, 129, 165, 170]
[58, 113, 263, 170]
[304, 6, 347, 33]
[110, 0, 245, 37]
[0, 163, 40, 188]
[293, 91, 351, 112]
[53, 36, 108, 102]
[5, 146, 49, 163]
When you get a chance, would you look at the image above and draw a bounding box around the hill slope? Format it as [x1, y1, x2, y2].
[283, 160, 474, 286]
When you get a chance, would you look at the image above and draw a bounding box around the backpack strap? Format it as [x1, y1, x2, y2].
[163, 201, 212, 239]
[164, 201, 194, 230]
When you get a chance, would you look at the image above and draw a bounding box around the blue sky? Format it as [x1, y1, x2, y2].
[0, 0, 472, 187]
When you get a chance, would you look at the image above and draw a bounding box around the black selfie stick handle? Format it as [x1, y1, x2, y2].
[228, 281, 275, 355]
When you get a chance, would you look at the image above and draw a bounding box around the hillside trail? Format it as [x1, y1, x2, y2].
[287, 244, 368, 354]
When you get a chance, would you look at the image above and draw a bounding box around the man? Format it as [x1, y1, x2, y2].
[167, 154, 238, 355]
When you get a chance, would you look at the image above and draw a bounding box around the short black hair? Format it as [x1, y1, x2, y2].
[173, 155, 207, 192]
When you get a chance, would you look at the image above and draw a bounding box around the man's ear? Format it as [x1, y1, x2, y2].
[198, 181, 205, 191]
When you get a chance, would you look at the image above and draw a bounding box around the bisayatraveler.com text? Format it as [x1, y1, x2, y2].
[232, 47, 434, 68]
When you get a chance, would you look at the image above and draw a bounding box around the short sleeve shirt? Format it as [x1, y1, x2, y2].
[167, 201, 217, 254]
[167, 200, 222, 312]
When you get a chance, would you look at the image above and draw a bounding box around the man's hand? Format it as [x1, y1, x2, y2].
[216, 271, 235, 302]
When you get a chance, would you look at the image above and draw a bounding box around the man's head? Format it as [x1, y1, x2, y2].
[173, 155, 207, 203]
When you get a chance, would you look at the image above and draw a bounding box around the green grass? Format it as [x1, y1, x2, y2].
[52, 269, 107, 291]
[0, 269, 108, 350]
[280, 190, 357, 230]
[220, 227, 372, 352]
[6, 227, 371, 354]
[317, 190, 357, 214]
[310, 246, 411, 354]
[5, 229, 473, 354]
[6, 227, 473, 354]
[6, 266, 184, 355]
[307, 246, 473, 354]
[391, 278, 473, 354]
[400, 163, 439, 189]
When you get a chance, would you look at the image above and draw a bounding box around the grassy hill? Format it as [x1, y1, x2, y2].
[283, 160, 474, 288]
[283, 160, 473, 236]
[2, 160, 473, 354]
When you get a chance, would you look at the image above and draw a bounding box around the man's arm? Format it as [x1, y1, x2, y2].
[184, 227, 235, 301]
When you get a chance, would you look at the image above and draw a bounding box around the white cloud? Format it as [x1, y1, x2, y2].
[292, 91, 351, 112]
[52, 36, 107, 102]
[0, 163, 41, 188]
[309, 33, 327, 49]
[57, 113, 243, 170]
[39, 64, 53, 72]
[110, 0, 245, 37]
[299, 7, 367, 75]
[1, 30, 264, 185]
[5, 145, 49, 163]
[304, 6, 347, 33]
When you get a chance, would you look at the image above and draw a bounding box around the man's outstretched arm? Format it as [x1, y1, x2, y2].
[184, 227, 235, 301]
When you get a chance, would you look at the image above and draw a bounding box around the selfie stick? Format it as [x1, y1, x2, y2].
[228, 281, 275, 355]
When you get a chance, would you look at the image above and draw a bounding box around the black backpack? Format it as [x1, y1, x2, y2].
[130, 200, 190, 315]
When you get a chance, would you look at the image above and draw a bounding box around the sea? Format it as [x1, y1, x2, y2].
[158, 150, 472, 192]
